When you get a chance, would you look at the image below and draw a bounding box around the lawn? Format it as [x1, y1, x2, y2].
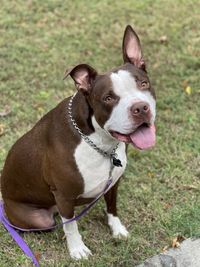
[0, 0, 200, 266]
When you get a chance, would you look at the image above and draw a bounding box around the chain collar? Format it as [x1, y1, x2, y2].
[67, 94, 122, 167]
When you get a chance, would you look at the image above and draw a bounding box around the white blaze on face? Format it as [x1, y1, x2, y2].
[104, 70, 156, 134]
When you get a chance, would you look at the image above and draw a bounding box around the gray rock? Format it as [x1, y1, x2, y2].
[137, 255, 162, 267]
[159, 254, 176, 267]
[137, 238, 200, 267]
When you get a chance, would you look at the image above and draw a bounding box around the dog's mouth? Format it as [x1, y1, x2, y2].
[109, 123, 156, 150]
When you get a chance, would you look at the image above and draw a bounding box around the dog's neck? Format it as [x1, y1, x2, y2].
[90, 116, 119, 152]
[70, 92, 119, 153]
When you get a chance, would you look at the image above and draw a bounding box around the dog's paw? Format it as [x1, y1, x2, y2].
[69, 241, 92, 260]
[107, 213, 129, 239]
[112, 223, 129, 239]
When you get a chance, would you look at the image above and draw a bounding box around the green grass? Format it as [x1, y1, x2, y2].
[0, 0, 200, 266]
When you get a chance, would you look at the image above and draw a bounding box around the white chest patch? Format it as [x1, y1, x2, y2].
[74, 137, 127, 198]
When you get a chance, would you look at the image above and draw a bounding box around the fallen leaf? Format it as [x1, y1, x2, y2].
[164, 203, 172, 209]
[152, 62, 160, 69]
[172, 235, 186, 248]
[172, 238, 180, 248]
[159, 35, 168, 43]
[37, 107, 45, 114]
[0, 106, 11, 117]
[185, 86, 192, 95]
[34, 251, 41, 262]
[84, 50, 93, 56]
[162, 245, 169, 252]
[182, 184, 199, 190]
[148, 172, 154, 178]
[0, 124, 6, 136]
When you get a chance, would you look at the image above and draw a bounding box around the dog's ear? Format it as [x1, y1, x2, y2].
[64, 64, 97, 94]
[122, 25, 146, 70]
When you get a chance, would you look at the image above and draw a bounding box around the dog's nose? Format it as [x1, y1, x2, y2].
[131, 101, 150, 117]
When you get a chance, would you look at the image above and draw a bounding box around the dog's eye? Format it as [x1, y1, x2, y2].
[104, 95, 112, 102]
[141, 81, 149, 89]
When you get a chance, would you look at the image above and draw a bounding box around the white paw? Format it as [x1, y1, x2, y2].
[61, 217, 92, 260]
[107, 213, 129, 239]
[69, 240, 92, 260]
[112, 223, 129, 238]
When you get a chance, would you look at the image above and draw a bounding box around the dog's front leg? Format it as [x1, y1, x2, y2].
[61, 217, 92, 260]
[53, 191, 92, 260]
[104, 180, 129, 238]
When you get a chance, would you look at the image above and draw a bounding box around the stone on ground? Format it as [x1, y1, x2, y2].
[137, 238, 200, 267]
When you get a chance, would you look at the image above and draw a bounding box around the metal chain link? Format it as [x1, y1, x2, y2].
[67, 94, 119, 161]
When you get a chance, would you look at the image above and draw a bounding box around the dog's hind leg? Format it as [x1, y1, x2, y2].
[104, 180, 129, 238]
[4, 199, 55, 229]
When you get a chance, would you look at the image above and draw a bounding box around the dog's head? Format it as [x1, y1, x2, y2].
[65, 25, 156, 150]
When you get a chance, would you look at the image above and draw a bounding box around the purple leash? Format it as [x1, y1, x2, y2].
[0, 178, 112, 267]
[0, 203, 40, 267]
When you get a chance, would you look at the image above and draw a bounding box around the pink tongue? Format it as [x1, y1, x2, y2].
[129, 124, 156, 150]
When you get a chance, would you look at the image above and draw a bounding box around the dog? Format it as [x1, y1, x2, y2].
[1, 25, 156, 260]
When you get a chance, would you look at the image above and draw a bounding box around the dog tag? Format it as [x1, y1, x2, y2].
[112, 157, 122, 167]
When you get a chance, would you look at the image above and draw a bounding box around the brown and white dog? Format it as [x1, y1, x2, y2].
[1, 25, 156, 259]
